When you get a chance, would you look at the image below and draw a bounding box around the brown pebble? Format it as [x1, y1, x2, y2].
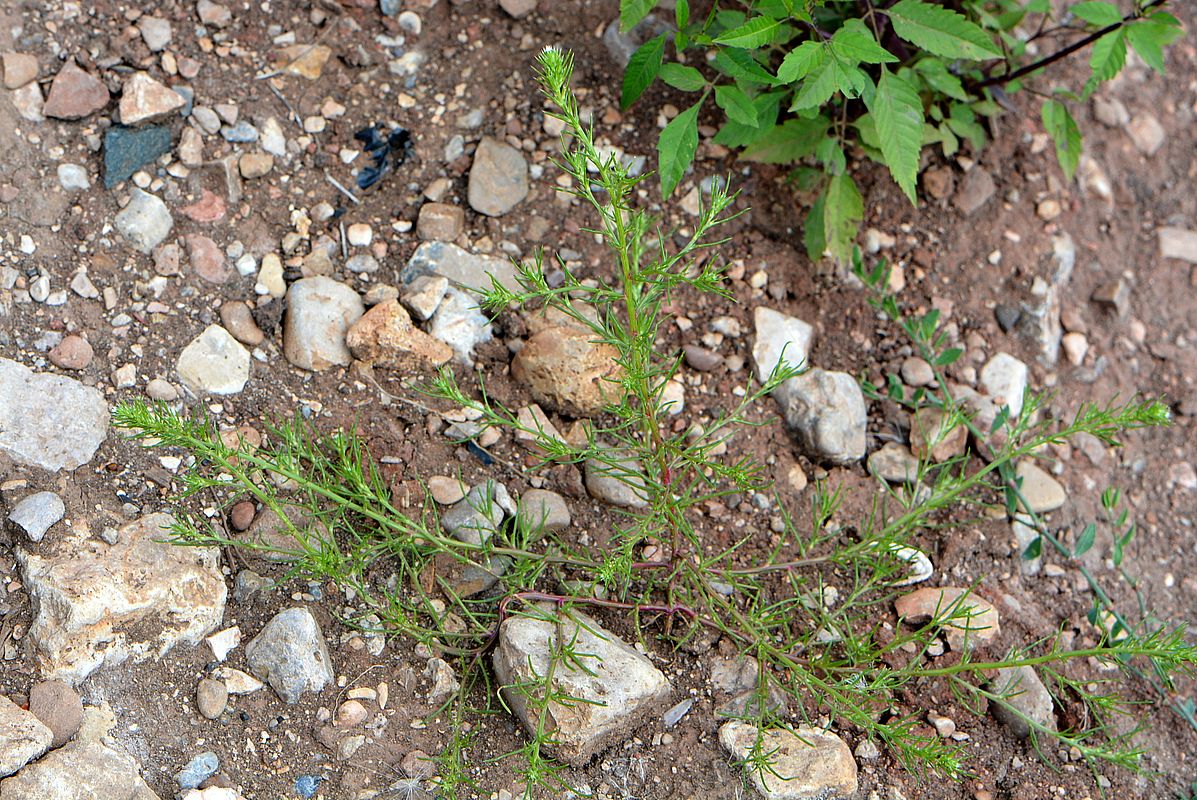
[48, 335, 94, 370]
[229, 501, 256, 532]
[196, 678, 228, 720]
[220, 301, 266, 347]
[29, 680, 83, 748]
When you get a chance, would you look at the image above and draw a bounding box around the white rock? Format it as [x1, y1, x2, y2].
[980, 352, 1028, 417]
[0, 358, 109, 472]
[719, 721, 858, 800]
[1158, 227, 1197, 264]
[0, 695, 53, 778]
[774, 369, 866, 464]
[260, 117, 287, 158]
[57, 163, 90, 191]
[138, 16, 173, 51]
[428, 287, 492, 365]
[119, 72, 186, 125]
[283, 277, 364, 371]
[752, 307, 814, 384]
[0, 739, 159, 798]
[205, 626, 242, 662]
[8, 491, 65, 543]
[115, 189, 173, 254]
[346, 223, 373, 247]
[402, 241, 521, 295]
[492, 607, 672, 766]
[177, 325, 251, 396]
[17, 512, 226, 685]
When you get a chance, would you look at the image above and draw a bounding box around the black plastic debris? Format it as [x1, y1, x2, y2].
[466, 441, 494, 466]
[353, 124, 412, 190]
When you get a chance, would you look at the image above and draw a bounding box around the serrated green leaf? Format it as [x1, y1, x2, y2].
[660, 63, 707, 91]
[1074, 523, 1097, 557]
[915, 58, 969, 101]
[777, 40, 825, 83]
[947, 102, 986, 150]
[1126, 15, 1182, 75]
[935, 347, 963, 366]
[713, 92, 783, 147]
[1083, 27, 1127, 97]
[621, 34, 667, 109]
[804, 192, 827, 262]
[740, 116, 829, 163]
[658, 97, 702, 198]
[1041, 99, 1081, 182]
[790, 56, 867, 111]
[886, 0, 1002, 60]
[713, 48, 779, 86]
[1071, 1, 1121, 26]
[822, 173, 863, 262]
[816, 137, 846, 174]
[715, 17, 781, 48]
[620, 0, 658, 33]
[714, 84, 759, 127]
[865, 68, 923, 204]
[831, 19, 898, 64]
[1022, 536, 1042, 560]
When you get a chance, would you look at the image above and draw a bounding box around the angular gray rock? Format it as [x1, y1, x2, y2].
[467, 136, 529, 217]
[401, 240, 521, 295]
[989, 665, 1055, 738]
[18, 513, 226, 685]
[752, 307, 813, 383]
[0, 358, 108, 472]
[719, 721, 858, 800]
[176, 325, 250, 396]
[516, 489, 571, 534]
[954, 167, 995, 216]
[114, 189, 173, 254]
[774, 369, 867, 464]
[283, 277, 364, 371]
[0, 740, 159, 799]
[8, 491, 65, 542]
[0, 695, 53, 778]
[867, 442, 920, 484]
[492, 607, 672, 766]
[441, 481, 512, 547]
[428, 287, 493, 365]
[245, 607, 334, 704]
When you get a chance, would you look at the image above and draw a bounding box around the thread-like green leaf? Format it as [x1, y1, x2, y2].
[621, 34, 666, 109]
[714, 17, 781, 48]
[620, 0, 658, 32]
[1041, 99, 1081, 181]
[886, 0, 1002, 60]
[864, 68, 923, 204]
[658, 97, 702, 198]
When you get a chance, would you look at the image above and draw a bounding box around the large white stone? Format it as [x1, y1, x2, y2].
[774, 369, 867, 464]
[0, 358, 108, 472]
[719, 721, 858, 800]
[114, 189, 173, 254]
[980, 352, 1028, 418]
[492, 607, 671, 766]
[17, 513, 226, 686]
[0, 740, 159, 800]
[283, 277, 364, 371]
[752, 307, 814, 384]
[176, 324, 250, 396]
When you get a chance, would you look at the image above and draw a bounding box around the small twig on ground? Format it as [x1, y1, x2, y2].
[325, 171, 361, 205]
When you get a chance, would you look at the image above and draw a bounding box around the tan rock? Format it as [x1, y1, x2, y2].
[346, 300, 453, 369]
[119, 72, 185, 125]
[2, 52, 39, 90]
[719, 721, 858, 800]
[511, 325, 622, 417]
[894, 587, 1000, 650]
[275, 44, 332, 80]
[239, 152, 274, 179]
[910, 407, 967, 463]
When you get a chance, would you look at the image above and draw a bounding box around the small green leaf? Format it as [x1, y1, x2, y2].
[831, 19, 898, 65]
[715, 84, 759, 127]
[934, 347, 963, 366]
[658, 97, 702, 198]
[660, 63, 706, 92]
[713, 48, 779, 86]
[776, 40, 825, 83]
[1074, 523, 1097, 557]
[866, 68, 924, 204]
[1083, 28, 1127, 96]
[1126, 15, 1182, 75]
[1070, 1, 1121, 27]
[621, 34, 666, 109]
[675, 0, 689, 30]
[822, 173, 864, 262]
[1022, 536, 1042, 561]
[886, 0, 1002, 60]
[740, 117, 829, 163]
[620, 0, 658, 33]
[715, 17, 781, 48]
[713, 92, 783, 147]
[804, 192, 827, 262]
[1041, 99, 1081, 181]
[915, 58, 969, 101]
[947, 103, 986, 150]
[790, 56, 867, 111]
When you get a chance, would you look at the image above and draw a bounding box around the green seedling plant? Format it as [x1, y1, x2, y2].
[114, 48, 1194, 798]
[618, 0, 1182, 261]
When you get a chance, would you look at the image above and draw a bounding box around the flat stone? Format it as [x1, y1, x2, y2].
[48, 335, 94, 370]
[345, 254, 379, 274]
[752, 307, 813, 383]
[186, 234, 230, 284]
[11, 82, 44, 122]
[774, 369, 867, 464]
[260, 117, 287, 157]
[499, 0, 538, 17]
[238, 152, 274, 179]
[584, 451, 649, 508]
[402, 240, 521, 295]
[258, 253, 285, 298]
[57, 163, 90, 191]
[719, 721, 857, 800]
[175, 752, 219, 791]
[428, 287, 492, 365]
[1158, 227, 1197, 264]
[1125, 113, 1165, 156]
[115, 188, 173, 253]
[441, 481, 511, 546]
[245, 607, 334, 704]
[515, 488, 570, 534]
[900, 356, 934, 387]
[1092, 95, 1129, 127]
[512, 325, 622, 417]
[220, 301, 265, 347]
[867, 442, 920, 483]
[428, 476, 467, 505]
[0, 358, 108, 472]
[492, 607, 672, 766]
[275, 44, 332, 80]
[104, 126, 173, 188]
[346, 300, 453, 370]
[27, 680, 83, 748]
[922, 165, 954, 200]
[138, 16, 172, 51]
[119, 72, 185, 125]
[196, 678, 228, 720]
[0, 695, 52, 778]
[954, 167, 995, 217]
[989, 665, 1055, 738]
[177, 325, 251, 396]
[1, 52, 38, 90]
[8, 491, 65, 543]
[1014, 461, 1066, 513]
[417, 203, 465, 241]
[42, 60, 109, 120]
[1091, 279, 1130, 316]
[17, 512, 226, 685]
[979, 352, 1028, 418]
[0, 740, 158, 800]
[284, 277, 364, 371]
[467, 136, 529, 217]
[910, 407, 967, 463]
[894, 587, 1000, 651]
[197, 0, 231, 25]
[400, 275, 449, 321]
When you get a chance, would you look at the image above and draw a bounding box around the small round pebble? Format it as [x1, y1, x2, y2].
[346, 223, 373, 247]
[48, 335, 94, 370]
[333, 699, 367, 728]
[229, 501, 256, 532]
[900, 356, 934, 387]
[196, 678, 228, 720]
[29, 680, 83, 748]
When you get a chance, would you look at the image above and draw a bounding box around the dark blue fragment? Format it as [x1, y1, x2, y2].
[104, 125, 172, 188]
[466, 441, 494, 466]
[353, 124, 412, 190]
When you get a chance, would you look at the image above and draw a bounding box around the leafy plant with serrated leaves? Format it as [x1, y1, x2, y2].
[619, 0, 1182, 263]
